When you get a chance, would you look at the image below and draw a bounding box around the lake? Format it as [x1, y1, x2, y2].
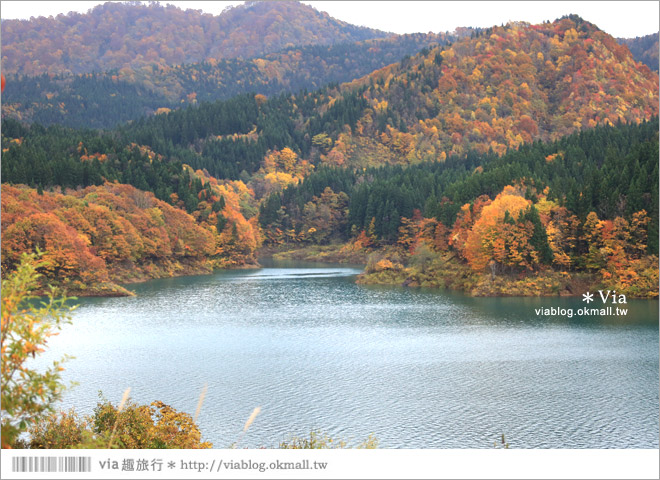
[38, 261, 659, 448]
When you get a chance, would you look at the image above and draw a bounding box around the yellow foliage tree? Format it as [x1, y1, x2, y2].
[463, 187, 531, 271]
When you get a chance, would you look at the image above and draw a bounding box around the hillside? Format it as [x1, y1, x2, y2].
[618, 33, 659, 72]
[1, 16, 658, 298]
[3, 17, 657, 194]
[1, 33, 450, 129]
[2, 119, 657, 297]
[263, 118, 659, 298]
[0, 0, 390, 76]
[4, 16, 656, 170]
[330, 15, 658, 166]
[1, 175, 261, 294]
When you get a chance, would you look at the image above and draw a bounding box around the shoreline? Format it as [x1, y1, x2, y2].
[261, 244, 659, 299]
[50, 244, 658, 300]
[258, 244, 369, 265]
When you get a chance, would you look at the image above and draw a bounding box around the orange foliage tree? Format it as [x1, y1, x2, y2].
[1, 183, 217, 289]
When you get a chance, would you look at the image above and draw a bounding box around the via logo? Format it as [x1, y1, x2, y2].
[582, 290, 627, 304]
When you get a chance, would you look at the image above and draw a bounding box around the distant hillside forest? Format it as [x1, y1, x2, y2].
[1, 14, 658, 298]
[618, 33, 659, 71]
[1, 33, 451, 129]
[0, 1, 390, 76]
[2, 117, 657, 296]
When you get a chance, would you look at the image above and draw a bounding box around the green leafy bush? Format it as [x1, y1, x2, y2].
[1, 252, 75, 448]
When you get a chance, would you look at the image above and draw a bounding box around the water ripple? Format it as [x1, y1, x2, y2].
[37, 265, 659, 449]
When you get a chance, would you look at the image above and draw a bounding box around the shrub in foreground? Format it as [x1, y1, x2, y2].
[24, 398, 212, 449]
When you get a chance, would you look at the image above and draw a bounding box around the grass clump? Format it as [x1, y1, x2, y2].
[278, 430, 378, 449]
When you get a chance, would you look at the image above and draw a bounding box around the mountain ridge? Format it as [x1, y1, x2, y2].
[328, 15, 658, 166]
[0, 0, 391, 76]
[1, 33, 450, 129]
[617, 32, 659, 71]
[1, 15, 658, 298]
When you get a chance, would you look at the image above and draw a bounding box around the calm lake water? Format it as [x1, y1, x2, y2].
[38, 261, 659, 448]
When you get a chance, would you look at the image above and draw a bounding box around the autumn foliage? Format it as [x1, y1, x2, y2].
[336, 16, 658, 166]
[460, 187, 532, 271]
[1, 253, 74, 448]
[1, 183, 217, 291]
[25, 399, 212, 449]
[442, 185, 658, 296]
[1, 10, 657, 300]
[184, 167, 261, 267]
[0, 1, 387, 77]
[357, 182, 658, 297]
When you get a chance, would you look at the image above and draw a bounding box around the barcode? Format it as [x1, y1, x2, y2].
[11, 456, 92, 473]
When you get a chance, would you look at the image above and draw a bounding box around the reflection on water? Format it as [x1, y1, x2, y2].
[37, 262, 658, 448]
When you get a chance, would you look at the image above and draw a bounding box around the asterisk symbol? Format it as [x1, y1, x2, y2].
[167, 462, 176, 469]
[582, 292, 594, 303]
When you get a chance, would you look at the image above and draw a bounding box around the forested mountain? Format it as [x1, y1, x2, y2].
[3, 17, 657, 199]
[262, 118, 659, 297]
[1, 183, 216, 292]
[1, 74, 169, 129]
[618, 33, 659, 72]
[260, 118, 658, 252]
[329, 15, 658, 165]
[1, 15, 658, 297]
[6, 5, 655, 133]
[2, 6, 658, 465]
[1, 33, 450, 129]
[3, 116, 657, 296]
[0, 1, 390, 76]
